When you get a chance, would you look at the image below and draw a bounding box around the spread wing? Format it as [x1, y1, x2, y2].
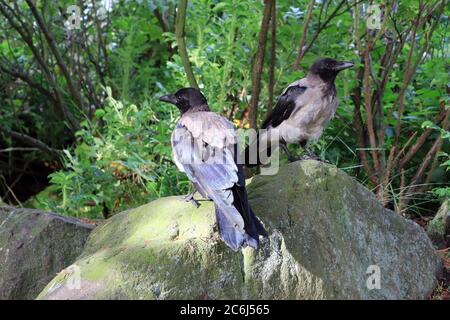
[171, 112, 245, 232]
[261, 81, 307, 129]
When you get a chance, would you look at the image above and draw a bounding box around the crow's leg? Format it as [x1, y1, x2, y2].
[184, 190, 201, 208]
[183, 183, 211, 207]
[299, 141, 329, 163]
[280, 142, 299, 162]
[183, 182, 201, 208]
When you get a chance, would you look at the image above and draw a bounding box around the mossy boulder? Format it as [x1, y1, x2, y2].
[427, 199, 450, 249]
[0, 206, 94, 299]
[38, 161, 441, 300]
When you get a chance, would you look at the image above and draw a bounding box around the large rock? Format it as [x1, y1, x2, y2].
[0, 206, 94, 299]
[37, 161, 441, 300]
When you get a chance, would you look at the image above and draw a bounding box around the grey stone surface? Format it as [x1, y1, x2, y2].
[0, 206, 94, 299]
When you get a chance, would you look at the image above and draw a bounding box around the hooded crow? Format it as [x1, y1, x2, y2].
[245, 57, 353, 166]
[159, 88, 267, 251]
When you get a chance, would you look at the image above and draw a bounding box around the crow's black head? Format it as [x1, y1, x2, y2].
[159, 87, 209, 113]
[309, 58, 354, 82]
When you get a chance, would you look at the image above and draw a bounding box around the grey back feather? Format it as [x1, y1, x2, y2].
[171, 113, 245, 233]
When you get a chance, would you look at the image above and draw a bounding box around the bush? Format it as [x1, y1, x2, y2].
[40, 89, 189, 219]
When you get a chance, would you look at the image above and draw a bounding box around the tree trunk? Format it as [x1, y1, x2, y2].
[267, 0, 277, 114]
[248, 0, 273, 129]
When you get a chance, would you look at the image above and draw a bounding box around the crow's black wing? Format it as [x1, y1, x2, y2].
[261, 84, 307, 129]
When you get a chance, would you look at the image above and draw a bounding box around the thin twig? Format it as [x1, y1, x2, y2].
[0, 127, 61, 159]
[292, 0, 314, 70]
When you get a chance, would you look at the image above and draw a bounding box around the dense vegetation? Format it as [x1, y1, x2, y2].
[0, 0, 448, 220]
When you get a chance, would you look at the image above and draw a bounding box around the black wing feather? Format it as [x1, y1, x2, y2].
[261, 85, 307, 129]
[233, 163, 268, 238]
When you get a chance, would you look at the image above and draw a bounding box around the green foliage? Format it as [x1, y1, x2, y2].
[41, 89, 189, 219]
[1, 0, 448, 219]
[432, 150, 450, 200]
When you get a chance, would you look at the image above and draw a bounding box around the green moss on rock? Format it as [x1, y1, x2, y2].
[37, 161, 441, 300]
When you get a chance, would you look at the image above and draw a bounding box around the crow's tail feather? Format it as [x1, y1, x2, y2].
[214, 205, 258, 251]
[232, 186, 267, 239]
[249, 207, 268, 237]
[214, 186, 267, 251]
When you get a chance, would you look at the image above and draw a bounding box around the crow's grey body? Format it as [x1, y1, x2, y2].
[262, 76, 338, 146]
[161, 88, 267, 251]
[245, 58, 353, 166]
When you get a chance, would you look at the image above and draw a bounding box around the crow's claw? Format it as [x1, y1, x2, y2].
[300, 153, 330, 163]
[300, 154, 321, 161]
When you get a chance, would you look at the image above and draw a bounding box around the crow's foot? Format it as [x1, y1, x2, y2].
[300, 152, 330, 163]
[300, 154, 320, 161]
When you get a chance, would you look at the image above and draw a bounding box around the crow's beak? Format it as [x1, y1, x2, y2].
[159, 93, 178, 105]
[335, 61, 354, 71]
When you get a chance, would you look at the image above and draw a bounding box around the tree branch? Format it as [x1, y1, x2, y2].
[175, 0, 198, 89]
[351, 62, 378, 186]
[0, 127, 60, 159]
[0, 63, 55, 102]
[248, 0, 273, 129]
[298, 0, 348, 61]
[399, 106, 447, 169]
[0, 1, 80, 132]
[267, 0, 277, 114]
[393, 0, 444, 145]
[362, 47, 382, 178]
[25, 0, 84, 112]
[154, 8, 169, 33]
[292, 0, 314, 70]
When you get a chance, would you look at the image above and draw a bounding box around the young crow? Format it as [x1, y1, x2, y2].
[246, 58, 354, 166]
[159, 88, 267, 251]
